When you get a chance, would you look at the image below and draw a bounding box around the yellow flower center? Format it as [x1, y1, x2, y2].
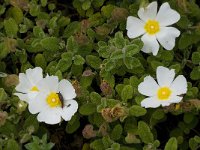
[46, 92, 61, 107]
[157, 87, 171, 100]
[31, 86, 39, 92]
[144, 20, 160, 35]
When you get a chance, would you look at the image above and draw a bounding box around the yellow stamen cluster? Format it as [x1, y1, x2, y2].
[46, 92, 61, 107]
[144, 20, 160, 35]
[157, 87, 171, 100]
[31, 86, 39, 92]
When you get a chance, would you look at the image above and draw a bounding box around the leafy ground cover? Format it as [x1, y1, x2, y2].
[0, 0, 200, 150]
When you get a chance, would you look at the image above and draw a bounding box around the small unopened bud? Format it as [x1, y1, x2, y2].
[72, 80, 81, 97]
[82, 69, 94, 77]
[100, 80, 112, 96]
[111, 104, 127, 118]
[4, 74, 19, 87]
[101, 104, 127, 122]
[17, 101, 27, 113]
[101, 108, 114, 122]
[98, 123, 108, 136]
[82, 124, 96, 139]
[111, 7, 128, 22]
[0, 111, 8, 126]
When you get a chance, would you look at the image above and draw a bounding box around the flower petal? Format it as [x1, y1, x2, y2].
[156, 2, 180, 26]
[126, 16, 145, 38]
[26, 67, 43, 85]
[141, 96, 161, 108]
[160, 95, 182, 106]
[156, 66, 175, 87]
[14, 93, 28, 102]
[37, 76, 59, 92]
[141, 34, 159, 55]
[58, 79, 76, 100]
[138, 1, 157, 21]
[156, 27, 180, 50]
[170, 75, 187, 95]
[61, 100, 78, 121]
[28, 92, 48, 114]
[138, 76, 159, 96]
[15, 73, 32, 93]
[37, 107, 62, 125]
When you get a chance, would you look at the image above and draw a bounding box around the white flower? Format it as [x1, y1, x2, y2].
[138, 66, 187, 108]
[28, 76, 78, 124]
[126, 1, 180, 56]
[14, 67, 43, 102]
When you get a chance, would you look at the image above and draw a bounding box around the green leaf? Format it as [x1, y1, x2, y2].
[86, 55, 102, 69]
[40, 37, 60, 51]
[178, 32, 200, 49]
[35, 54, 47, 69]
[110, 50, 124, 60]
[121, 85, 133, 101]
[0, 88, 8, 102]
[192, 52, 200, 64]
[56, 59, 72, 72]
[190, 66, 200, 80]
[23, 115, 39, 133]
[129, 105, 147, 117]
[151, 109, 165, 120]
[74, 55, 85, 65]
[33, 26, 45, 38]
[164, 137, 178, 150]
[79, 103, 96, 115]
[7, 7, 23, 24]
[90, 92, 101, 105]
[66, 36, 79, 53]
[124, 57, 141, 69]
[82, 0, 91, 10]
[90, 139, 105, 150]
[63, 21, 80, 38]
[66, 116, 80, 134]
[138, 121, 154, 144]
[4, 18, 18, 37]
[5, 139, 20, 150]
[183, 113, 194, 124]
[124, 44, 140, 57]
[111, 124, 123, 141]
[114, 32, 126, 49]
[41, 0, 47, 7]
[105, 60, 116, 71]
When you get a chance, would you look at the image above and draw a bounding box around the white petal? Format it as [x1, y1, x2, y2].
[160, 95, 182, 106]
[28, 92, 48, 114]
[37, 107, 62, 125]
[61, 100, 78, 121]
[14, 93, 28, 102]
[156, 2, 180, 26]
[170, 75, 187, 95]
[126, 16, 145, 38]
[26, 67, 43, 85]
[37, 76, 59, 92]
[27, 91, 39, 101]
[58, 79, 76, 100]
[156, 27, 180, 50]
[141, 34, 159, 55]
[15, 73, 32, 93]
[138, 1, 157, 21]
[156, 66, 175, 87]
[138, 76, 159, 96]
[141, 96, 161, 108]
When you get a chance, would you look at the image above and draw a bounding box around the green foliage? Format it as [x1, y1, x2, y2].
[0, 0, 200, 150]
[164, 137, 177, 150]
[25, 134, 54, 150]
[138, 121, 154, 144]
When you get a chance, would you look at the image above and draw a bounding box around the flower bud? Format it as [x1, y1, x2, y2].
[82, 124, 96, 139]
[3, 74, 19, 87]
[0, 111, 8, 126]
